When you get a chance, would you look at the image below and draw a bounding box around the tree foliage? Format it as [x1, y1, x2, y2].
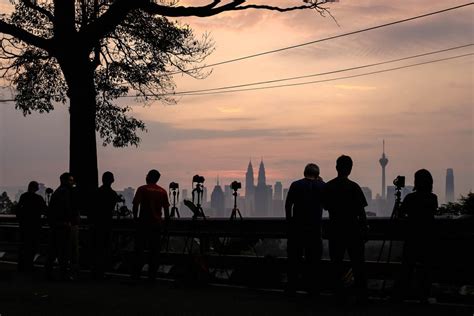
[0, 192, 16, 214]
[0, 1, 331, 189]
[1, 1, 221, 146]
[436, 192, 474, 216]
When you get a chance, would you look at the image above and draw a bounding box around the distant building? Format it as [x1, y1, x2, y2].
[182, 189, 188, 201]
[402, 185, 414, 199]
[254, 159, 269, 217]
[361, 187, 372, 203]
[15, 190, 24, 202]
[120, 187, 135, 209]
[211, 179, 225, 217]
[446, 168, 455, 203]
[274, 182, 283, 201]
[374, 194, 390, 217]
[379, 140, 389, 199]
[202, 186, 208, 204]
[272, 199, 284, 217]
[283, 188, 289, 202]
[244, 161, 255, 216]
[245, 161, 255, 198]
[38, 183, 46, 199]
[267, 185, 273, 216]
[361, 186, 373, 215]
[224, 185, 233, 209]
[386, 185, 396, 214]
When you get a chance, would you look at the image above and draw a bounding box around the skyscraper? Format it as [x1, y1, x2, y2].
[379, 140, 389, 199]
[211, 177, 225, 217]
[255, 159, 268, 216]
[244, 161, 255, 216]
[258, 159, 266, 186]
[274, 181, 283, 200]
[272, 182, 284, 217]
[446, 168, 455, 203]
[245, 160, 255, 198]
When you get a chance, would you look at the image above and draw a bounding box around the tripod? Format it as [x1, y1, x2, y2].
[163, 185, 180, 252]
[45, 188, 53, 206]
[191, 183, 206, 219]
[169, 188, 180, 218]
[230, 190, 243, 220]
[377, 186, 403, 290]
[182, 181, 207, 254]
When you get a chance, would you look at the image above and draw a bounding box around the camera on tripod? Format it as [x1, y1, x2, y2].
[393, 175, 405, 190]
[230, 181, 241, 191]
[168, 182, 180, 218]
[192, 175, 205, 184]
[184, 175, 205, 219]
[117, 194, 126, 203]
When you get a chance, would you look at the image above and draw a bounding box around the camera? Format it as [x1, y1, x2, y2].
[169, 182, 179, 190]
[231, 181, 241, 191]
[393, 175, 405, 189]
[117, 194, 125, 203]
[192, 175, 205, 184]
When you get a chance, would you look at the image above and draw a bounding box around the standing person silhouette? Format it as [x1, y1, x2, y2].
[323, 155, 369, 304]
[90, 171, 121, 279]
[16, 181, 47, 275]
[285, 163, 325, 296]
[131, 169, 170, 282]
[46, 172, 78, 280]
[394, 169, 438, 302]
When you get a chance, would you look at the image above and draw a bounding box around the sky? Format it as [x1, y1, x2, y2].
[0, 0, 473, 203]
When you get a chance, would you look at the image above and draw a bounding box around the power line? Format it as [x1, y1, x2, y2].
[168, 2, 474, 75]
[1, 50, 472, 102]
[165, 53, 473, 96]
[151, 44, 472, 95]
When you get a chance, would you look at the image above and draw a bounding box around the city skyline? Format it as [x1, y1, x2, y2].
[1, 0, 472, 203]
[1, 154, 462, 206]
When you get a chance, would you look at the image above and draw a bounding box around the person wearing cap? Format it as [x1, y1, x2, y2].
[285, 163, 325, 295]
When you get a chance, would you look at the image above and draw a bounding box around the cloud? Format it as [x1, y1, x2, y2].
[209, 117, 257, 122]
[216, 106, 243, 113]
[333, 84, 376, 91]
[139, 120, 314, 148]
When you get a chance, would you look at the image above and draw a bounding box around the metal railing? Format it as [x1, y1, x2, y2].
[1, 215, 473, 286]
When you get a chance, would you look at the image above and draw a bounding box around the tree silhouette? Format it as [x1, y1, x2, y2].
[436, 192, 474, 217]
[0, 1, 331, 193]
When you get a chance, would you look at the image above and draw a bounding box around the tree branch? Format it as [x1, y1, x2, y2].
[0, 20, 51, 51]
[141, 0, 245, 17]
[233, 3, 325, 13]
[21, 0, 54, 22]
[81, 0, 329, 50]
[79, 0, 139, 49]
[141, 0, 329, 17]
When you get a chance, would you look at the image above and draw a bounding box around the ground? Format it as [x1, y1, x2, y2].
[0, 263, 473, 316]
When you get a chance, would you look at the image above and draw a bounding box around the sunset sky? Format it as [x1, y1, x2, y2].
[1, 0, 473, 203]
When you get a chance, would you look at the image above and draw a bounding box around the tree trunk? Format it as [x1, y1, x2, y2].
[60, 51, 99, 196]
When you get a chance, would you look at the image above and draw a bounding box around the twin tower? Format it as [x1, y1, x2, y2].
[246, 159, 272, 217]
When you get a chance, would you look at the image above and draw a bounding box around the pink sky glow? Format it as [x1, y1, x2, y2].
[1, 1, 473, 203]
